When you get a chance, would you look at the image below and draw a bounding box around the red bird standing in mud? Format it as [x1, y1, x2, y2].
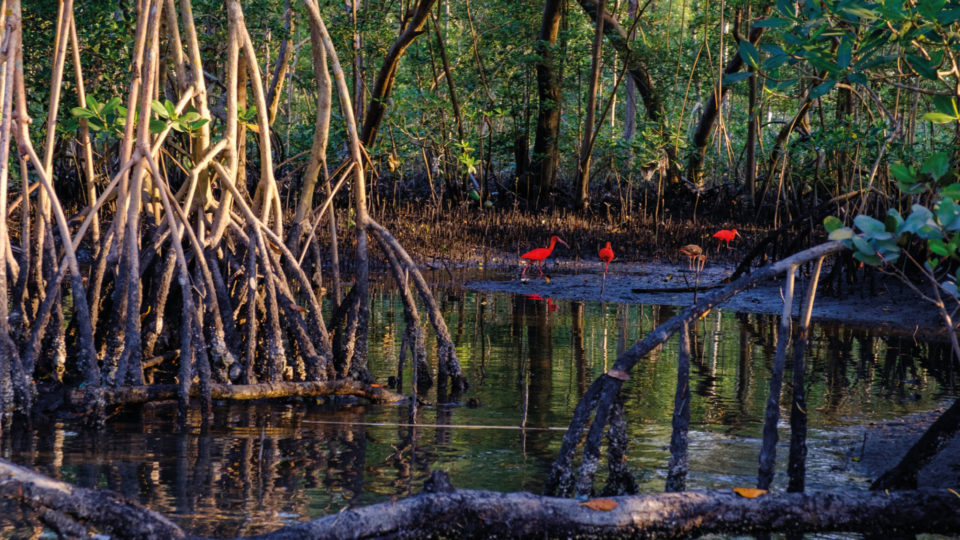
[520, 235, 568, 278]
[712, 228, 740, 250]
[598, 242, 614, 278]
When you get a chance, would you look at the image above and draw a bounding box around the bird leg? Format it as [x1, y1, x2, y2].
[537, 261, 544, 277]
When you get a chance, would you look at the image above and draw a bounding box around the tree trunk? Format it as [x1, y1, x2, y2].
[687, 18, 767, 184]
[622, 0, 638, 142]
[528, 0, 564, 207]
[576, 0, 604, 212]
[359, 0, 437, 148]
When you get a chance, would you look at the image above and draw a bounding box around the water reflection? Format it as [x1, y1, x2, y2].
[1, 286, 956, 537]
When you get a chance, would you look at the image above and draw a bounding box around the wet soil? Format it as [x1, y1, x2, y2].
[849, 407, 960, 489]
[461, 257, 944, 338]
[377, 205, 943, 337]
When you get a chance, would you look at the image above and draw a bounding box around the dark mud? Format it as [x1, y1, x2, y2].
[461, 255, 944, 338]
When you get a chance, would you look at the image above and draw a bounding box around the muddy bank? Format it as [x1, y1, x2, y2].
[460, 256, 944, 337]
[835, 407, 960, 490]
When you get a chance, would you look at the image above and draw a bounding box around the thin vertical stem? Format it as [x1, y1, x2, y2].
[68, 11, 99, 243]
[788, 257, 823, 492]
[666, 321, 691, 492]
[757, 265, 796, 490]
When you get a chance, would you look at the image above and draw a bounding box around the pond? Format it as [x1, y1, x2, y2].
[1, 271, 956, 538]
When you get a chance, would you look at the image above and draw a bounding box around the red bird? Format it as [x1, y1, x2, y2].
[712, 228, 740, 251]
[520, 235, 568, 277]
[598, 242, 614, 277]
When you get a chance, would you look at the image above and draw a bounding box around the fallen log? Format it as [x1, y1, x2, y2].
[245, 479, 960, 539]
[3, 463, 959, 539]
[0, 459, 187, 539]
[64, 380, 403, 409]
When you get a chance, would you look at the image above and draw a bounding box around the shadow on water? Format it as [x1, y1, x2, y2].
[1, 277, 956, 537]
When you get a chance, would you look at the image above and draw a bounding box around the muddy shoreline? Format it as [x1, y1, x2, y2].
[449, 255, 945, 339]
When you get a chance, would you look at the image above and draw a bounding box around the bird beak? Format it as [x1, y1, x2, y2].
[557, 238, 569, 248]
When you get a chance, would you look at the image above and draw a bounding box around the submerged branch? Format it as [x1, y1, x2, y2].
[65, 380, 403, 408]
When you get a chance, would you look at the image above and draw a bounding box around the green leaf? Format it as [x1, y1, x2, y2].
[808, 79, 837, 100]
[937, 8, 960, 24]
[739, 41, 760, 69]
[885, 209, 904, 233]
[755, 17, 793, 28]
[890, 163, 916, 185]
[763, 54, 791, 71]
[935, 198, 960, 230]
[855, 215, 892, 240]
[149, 118, 167, 134]
[828, 227, 854, 241]
[188, 118, 209, 132]
[906, 55, 938, 80]
[164, 99, 176, 119]
[919, 0, 947, 20]
[933, 95, 958, 117]
[922, 112, 958, 124]
[101, 97, 122, 117]
[823, 216, 844, 233]
[70, 107, 95, 119]
[776, 0, 794, 18]
[929, 238, 950, 257]
[847, 72, 867, 86]
[853, 250, 883, 266]
[922, 152, 950, 181]
[840, 5, 879, 20]
[941, 183, 960, 200]
[837, 40, 852, 70]
[804, 50, 841, 74]
[722, 72, 753, 85]
[764, 78, 798, 93]
[151, 100, 167, 118]
[902, 204, 935, 234]
[86, 95, 99, 110]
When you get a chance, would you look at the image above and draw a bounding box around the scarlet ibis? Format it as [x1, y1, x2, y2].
[712, 228, 740, 251]
[679, 244, 706, 271]
[598, 241, 614, 294]
[598, 242, 614, 275]
[520, 235, 568, 278]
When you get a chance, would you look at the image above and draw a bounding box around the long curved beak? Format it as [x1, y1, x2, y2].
[557, 238, 569, 248]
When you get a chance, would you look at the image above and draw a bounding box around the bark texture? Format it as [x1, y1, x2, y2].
[243, 484, 960, 539]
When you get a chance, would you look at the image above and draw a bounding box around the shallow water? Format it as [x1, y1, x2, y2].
[1, 275, 956, 537]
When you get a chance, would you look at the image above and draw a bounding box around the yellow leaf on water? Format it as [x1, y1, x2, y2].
[580, 498, 618, 511]
[733, 487, 767, 498]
